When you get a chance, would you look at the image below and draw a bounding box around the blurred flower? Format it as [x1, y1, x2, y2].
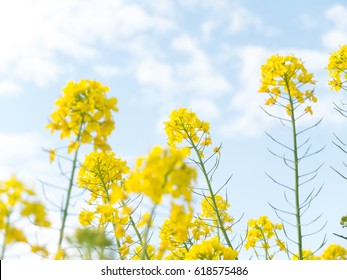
[126, 146, 196, 204]
[184, 237, 238, 260]
[328, 45, 347, 91]
[321, 244, 347, 260]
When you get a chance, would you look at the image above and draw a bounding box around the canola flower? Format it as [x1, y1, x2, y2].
[184, 237, 238, 260]
[158, 203, 192, 258]
[125, 145, 197, 259]
[259, 54, 317, 116]
[259, 55, 318, 260]
[321, 244, 347, 260]
[164, 237, 238, 260]
[291, 244, 347, 260]
[165, 108, 235, 252]
[77, 151, 129, 204]
[328, 45, 347, 91]
[46, 79, 118, 252]
[165, 108, 211, 157]
[46, 79, 118, 153]
[0, 176, 51, 259]
[328, 46, 347, 242]
[245, 216, 285, 260]
[201, 195, 234, 230]
[292, 249, 320, 260]
[77, 151, 132, 259]
[158, 196, 234, 259]
[126, 146, 196, 205]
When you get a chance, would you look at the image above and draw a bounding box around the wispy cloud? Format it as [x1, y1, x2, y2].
[171, 34, 231, 96]
[0, 0, 175, 89]
[0, 81, 22, 98]
[322, 4, 347, 50]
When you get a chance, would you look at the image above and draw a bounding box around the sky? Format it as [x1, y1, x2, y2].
[1, 0, 347, 259]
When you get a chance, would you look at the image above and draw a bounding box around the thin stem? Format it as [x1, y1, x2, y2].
[187, 133, 235, 253]
[286, 78, 303, 260]
[58, 118, 84, 251]
[141, 203, 157, 259]
[97, 165, 124, 260]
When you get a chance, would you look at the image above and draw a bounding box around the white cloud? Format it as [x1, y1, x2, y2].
[189, 98, 221, 121]
[322, 4, 347, 50]
[0, 132, 43, 161]
[227, 4, 262, 34]
[297, 13, 319, 29]
[171, 34, 231, 96]
[135, 0, 176, 18]
[179, 0, 278, 36]
[94, 65, 120, 78]
[201, 20, 219, 42]
[220, 46, 270, 138]
[136, 58, 174, 89]
[0, 0, 175, 89]
[0, 81, 21, 97]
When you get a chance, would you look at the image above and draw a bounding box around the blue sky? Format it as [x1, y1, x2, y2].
[1, 0, 347, 258]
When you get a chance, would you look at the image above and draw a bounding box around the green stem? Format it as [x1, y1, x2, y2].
[286, 80, 303, 260]
[98, 167, 124, 260]
[141, 204, 157, 259]
[188, 134, 234, 252]
[58, 120, 84, 251]
[97, 163, 150, 259]
[124, 202, 150, 259]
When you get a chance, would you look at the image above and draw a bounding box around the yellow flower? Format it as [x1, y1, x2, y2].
[259, 54, 317, 115]
[292, 249, 320, 260]
[133, 245, 156, 260]
[321, 244, 347, 260]
[31, 245, 49, 257]
[0, 175, 51, 255]
[304, 106, 313, 115]
[164, 108, 211, 155]
[77, 151, 129, 204]
[137, 212, 151, 228]
[159, 203, 192, 254]
[54, 248, 65, 260]
[79, 210, 95, 226]
[245, 216, 283, 251]
[328, 45, 347, 91]
[46, 80, 118, 153]
[49, 149, 56, 163]
[201, 195, 234, 229]
[126, 146, 197, 204]
[184, 237, 238, 260]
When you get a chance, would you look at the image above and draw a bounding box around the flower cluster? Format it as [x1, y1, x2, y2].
[321, 244, 347, 260]
[77, 151, 131, 249]
[259, 55, 317, 116]
[164, 108, 211, 157]
[125, 146, 197, 205]
[328, 45, 347, 91]
[292, 244, 347, 260]
[184, 237, 238, 260]
[245, 216, 285, 257]
[0, 176, 51, 258]
[158, 203, 192, 255]
[77, 151, 129, 204]
[46, 80, 118, 153]
[292, 249, 320, 260]
[201, 195, 234, 231]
